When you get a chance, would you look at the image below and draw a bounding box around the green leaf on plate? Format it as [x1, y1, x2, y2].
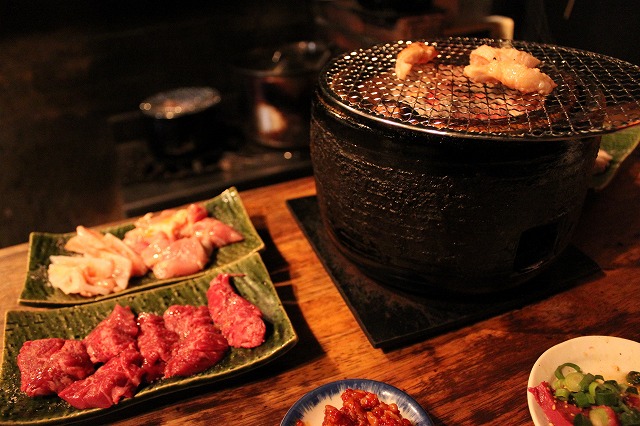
[1, 252, 297, 425]
[591, 126, 640, 191]
[20, 187, 265, 306]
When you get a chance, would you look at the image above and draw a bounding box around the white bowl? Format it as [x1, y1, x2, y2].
[527, 335, 640, 426]
[281, 379, 433, 426]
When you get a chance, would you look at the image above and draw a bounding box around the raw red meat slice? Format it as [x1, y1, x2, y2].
[17, 338, 94, 397]
[136, 312, 179, 382]
[84, 305, 139, 364]
[206, 273, 266, 348]
[162, 305, 229, 378]
[528, 381, 584, 426]
[58, 348, 144, 409]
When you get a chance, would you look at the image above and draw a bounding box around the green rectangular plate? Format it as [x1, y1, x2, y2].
[591, 126, 640, 191]
[1, 252, 297, 425]
[20, 187, 265, 306]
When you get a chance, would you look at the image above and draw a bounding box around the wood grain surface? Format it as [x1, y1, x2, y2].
[1, 149, 639, 425]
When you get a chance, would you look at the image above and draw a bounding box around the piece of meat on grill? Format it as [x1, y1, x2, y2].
[17, 338, 95, 397]
[207, 273, 266, 349]
[464, 44, 557, 95]
[162, 305, 229, 378]
[464, 60, 557, 95]
[468, 44, 541, 68]
[394, 42, 439, 80]
[136, 312, 180, 382]
[58, 348, 144, 409]
[84, 305, 139, 364]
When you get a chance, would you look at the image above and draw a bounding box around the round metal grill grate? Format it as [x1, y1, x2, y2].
[319, 37, 640, 140]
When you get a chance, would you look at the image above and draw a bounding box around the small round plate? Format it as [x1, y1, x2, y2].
[527, 335, 640, 426]
[281, 378, 433, 426]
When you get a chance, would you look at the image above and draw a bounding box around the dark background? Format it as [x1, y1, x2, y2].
[0, 0, 637, 248]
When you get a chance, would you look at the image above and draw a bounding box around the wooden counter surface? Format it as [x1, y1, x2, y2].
[1, 150, 640, 425]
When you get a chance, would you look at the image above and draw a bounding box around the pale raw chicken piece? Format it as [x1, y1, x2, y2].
[128, 203, 206, 242]
[48, 255, 125, 296]
[150, 237, 210, 280]
[139, 232, 172, 268]
[65, 226, 147, 276]
[469, 44, 541, 68]
[123, 204, 208, 251]
[395, 42, 439, 80]
[464, 60, 557, 95]
[122, 203, 244, 279]
[192, 217, 244, 253]
[102, 233, 148, 276]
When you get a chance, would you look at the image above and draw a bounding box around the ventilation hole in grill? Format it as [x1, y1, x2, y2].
[513, 220, 560, 272]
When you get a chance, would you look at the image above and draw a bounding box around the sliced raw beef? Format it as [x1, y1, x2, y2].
[136, 312, 179, 382]
[58, 348, 144, 409]
[84, 305, 139, 364]
[17, 338, 94, 397]
[162, 305, 229, 378]
[206, 273, 266, 348]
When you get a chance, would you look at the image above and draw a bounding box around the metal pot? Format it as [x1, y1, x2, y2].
[310, 38, 640, 294]
[140, 87, 222, 162]
[235, 41, 331, 149]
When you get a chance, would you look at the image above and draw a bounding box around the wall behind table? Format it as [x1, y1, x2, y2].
[0, 1, 315, 248]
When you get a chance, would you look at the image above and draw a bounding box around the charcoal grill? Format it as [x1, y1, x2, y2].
[310, 38, 640, 294]
[320, 37, 640, 139]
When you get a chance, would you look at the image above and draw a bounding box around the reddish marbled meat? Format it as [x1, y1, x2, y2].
[84, 305, 139, 364]
[528, 381, 584, 426]
[136, 312, 179, 382]
[322, 388, 413, 426]
[162, 305, 229, 378]
[58, 348, 144, 409]
[206, 273, 266, 348]
[17, 338, 94, 397]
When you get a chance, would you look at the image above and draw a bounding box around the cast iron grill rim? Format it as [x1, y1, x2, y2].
[319, 37, 640, 140]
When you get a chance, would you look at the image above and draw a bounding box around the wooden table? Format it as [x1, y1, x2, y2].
[2, 150, 640, 425]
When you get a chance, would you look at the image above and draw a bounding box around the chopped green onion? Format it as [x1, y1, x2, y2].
[573, 414, 593, 426]
[627, 371, 640, 386]
[566, 372, 587, 392]
[579, 373, 597, 390]
[595, 391, 618, 407]
[555, 388, 571, 401]
[552, 378, 565, 390]
[555, 362, 582, 380]
[574, 391, 592, 408]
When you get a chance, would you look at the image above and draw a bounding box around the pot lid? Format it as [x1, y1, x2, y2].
[318, 37, 640, 140]
[140, 87, 221, 119]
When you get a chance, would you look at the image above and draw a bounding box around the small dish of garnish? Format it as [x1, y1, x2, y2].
[281, 379, 433, 426]
[527, 335, 640, 426]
